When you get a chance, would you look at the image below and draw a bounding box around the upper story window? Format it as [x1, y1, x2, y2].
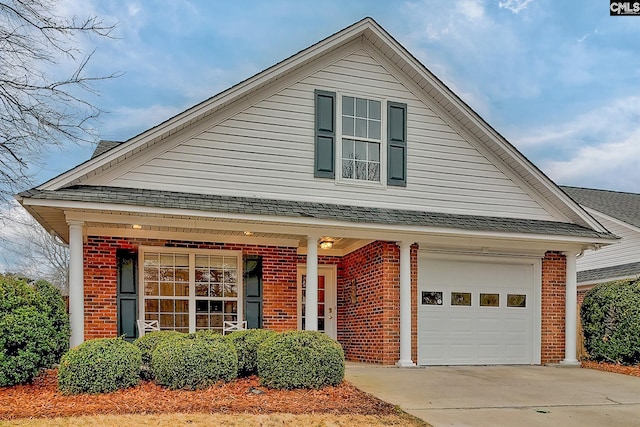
[341, 96, 381, 182]
[314, 89, 407, 187]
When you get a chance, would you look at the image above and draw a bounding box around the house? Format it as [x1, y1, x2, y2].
[560, 186, 640, 301]
[17, 18, 616, 366]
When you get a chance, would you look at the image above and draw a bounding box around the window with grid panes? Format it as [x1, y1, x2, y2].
[341, 96, 382, 182]
[141, 248, 242, 334]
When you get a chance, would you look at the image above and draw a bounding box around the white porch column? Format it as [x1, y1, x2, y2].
[305, 235, 319, 331]
[68, 221, 85, 347]
[561, 250, 580, 366]
[397, 241, 415, 367]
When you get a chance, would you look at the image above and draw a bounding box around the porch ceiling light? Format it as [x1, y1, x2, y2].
[132, 224, 142, 229]
[243, 231, 254, 236]
[319, 237, 334, 250]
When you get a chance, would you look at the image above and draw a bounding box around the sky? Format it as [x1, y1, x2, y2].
[28, 0, 640, 194]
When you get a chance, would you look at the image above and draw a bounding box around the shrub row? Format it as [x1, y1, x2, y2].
[56, 329, 345, 394]
[581, 278, 640, 365]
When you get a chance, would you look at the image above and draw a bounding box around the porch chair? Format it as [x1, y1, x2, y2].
[223, 320, 247, 335]
[137, 319, 160, 337]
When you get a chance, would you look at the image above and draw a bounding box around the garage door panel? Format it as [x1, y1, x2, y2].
[418, 256, 536, 365]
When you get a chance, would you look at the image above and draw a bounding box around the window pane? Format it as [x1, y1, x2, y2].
[355, 140, 366, 160]
[342, 139, 354, 159]
[175, 283, 189, 296]
[196, 300, 208, 313]
[342, 159, 353, 179]
[355, 161, 367, 180]
[368, 120, 381, 140]
[342, 96, 354, 116]
[145, 299, 159, 312]
[368, 142, 380, 161]
[368, 162, 380, 181]
[342, 117, 354, 136]
[356, 97, 367, 118]
[210, 283, 222, 297]
[160, 254, 174, 267]
[355, 118, 367, 138]
[480, 293, 500, 307]
[175, 254, 189, 268]
[451, 292, 471, 306]
[507, 294, 527, 308]
[369, 100, 381, 120]
[160, 282, 174, 296]
[144, 282, 159, 296]
[210, 301, 223, 313]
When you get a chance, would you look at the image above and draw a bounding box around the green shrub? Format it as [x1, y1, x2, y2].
[257, 331, 344, 389]
[581, 278, 640, 365]
[133, 330, 185, 379]
[151, 335, 237, 390]
[58, 337, 142, 394]
[0, 275, 70, 387]
[227, 329, 276, 377]
[188, 329, 225, 342]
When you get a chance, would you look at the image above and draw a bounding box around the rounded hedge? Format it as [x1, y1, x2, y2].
[151, 335, 237, 390]
[133, 330, 185, 380]
[58, 337, 142, 394]
[0, 275, 70, 387]
[257, 331, 344, 389]
[227, 329, 276, 377]
[581, 278, 640, 365]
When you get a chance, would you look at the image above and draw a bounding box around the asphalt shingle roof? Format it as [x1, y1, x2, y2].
[577, 261, 640, 284]
[90, 140, 123, 159]
[20, 185, 615, 240]
[561, 186, 640, 229]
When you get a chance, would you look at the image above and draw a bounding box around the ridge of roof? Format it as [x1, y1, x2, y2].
[19, 185, 616, 241]
[560, 186, 640, 228]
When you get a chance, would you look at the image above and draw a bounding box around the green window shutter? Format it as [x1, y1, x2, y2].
[116, 249, 138, 341]
[387, 101, 407, 187]
[244, 256, 263, 329]
[314, 90, 336, 178]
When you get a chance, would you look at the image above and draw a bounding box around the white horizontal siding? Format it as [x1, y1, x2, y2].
[107, 49, 555, 220]
[577, 213, 640, 271]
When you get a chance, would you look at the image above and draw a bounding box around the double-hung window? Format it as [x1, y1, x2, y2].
[140, 247, 242, 334]
[341, 96, 382, 182]
[314, 89, 407, 187]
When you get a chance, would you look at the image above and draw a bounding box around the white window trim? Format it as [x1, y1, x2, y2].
[335, 91, 388, 188]
[138, 246, 243, 334]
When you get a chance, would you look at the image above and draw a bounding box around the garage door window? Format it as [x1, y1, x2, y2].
[422, 291, 443, 305]
[507, 294, 527, 308]
[451, 292, 471, 306]
[480, 293, 499, 307]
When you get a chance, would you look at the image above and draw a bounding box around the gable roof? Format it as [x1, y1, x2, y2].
[561, 186, 640, 229]
[29, 17, 605, 233]
[20, 185, 612, 240]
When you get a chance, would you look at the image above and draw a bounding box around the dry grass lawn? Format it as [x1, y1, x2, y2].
[0, 412, 428, 426]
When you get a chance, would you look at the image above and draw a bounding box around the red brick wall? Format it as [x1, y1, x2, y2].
[83, 236, 300, 339]
[335, 241, 401, 364]
[541, 251, 566, 364]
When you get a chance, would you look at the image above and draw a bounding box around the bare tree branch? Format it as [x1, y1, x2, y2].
[0, 0, 119, 210]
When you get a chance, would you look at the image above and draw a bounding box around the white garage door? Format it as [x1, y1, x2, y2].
[418, 255, 538, 365]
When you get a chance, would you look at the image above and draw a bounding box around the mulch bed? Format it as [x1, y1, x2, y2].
[582, 360, 640, 377]
[0, 369, 398, 420]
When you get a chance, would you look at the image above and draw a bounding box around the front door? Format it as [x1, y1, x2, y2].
[298, 265, 337, 339]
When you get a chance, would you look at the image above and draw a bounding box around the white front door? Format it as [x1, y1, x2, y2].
[298, 265, 337, 339]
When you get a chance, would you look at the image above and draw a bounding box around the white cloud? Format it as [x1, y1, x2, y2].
[498, 0, 534, 14]
[507, 96, 640, 192]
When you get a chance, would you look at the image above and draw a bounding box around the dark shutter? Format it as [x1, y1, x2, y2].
[314, 90, 336, 178]
[244, 256, 263, 329]
[387, 101, 407, 187]
[116, 249, 138, 341]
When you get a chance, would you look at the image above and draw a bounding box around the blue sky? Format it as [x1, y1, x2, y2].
[42, 0, 640, 193]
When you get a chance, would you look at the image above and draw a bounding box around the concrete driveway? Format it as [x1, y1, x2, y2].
[345, 363, 640, 427]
